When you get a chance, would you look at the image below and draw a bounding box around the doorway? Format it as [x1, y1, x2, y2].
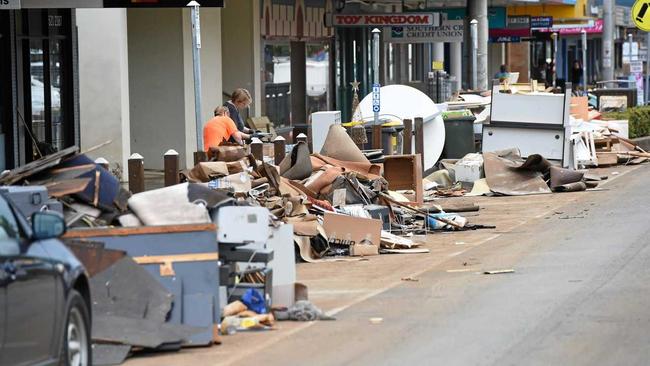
[11, 9, 76, 166]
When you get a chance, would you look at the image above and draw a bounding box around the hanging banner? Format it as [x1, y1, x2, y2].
[384, 20, 464, 43]
[326, 13, 440, 27]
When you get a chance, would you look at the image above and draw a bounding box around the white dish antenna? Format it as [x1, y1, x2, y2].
[355, 84, 446, 170]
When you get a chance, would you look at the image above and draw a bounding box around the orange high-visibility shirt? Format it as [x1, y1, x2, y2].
[203, 116, 238, 152]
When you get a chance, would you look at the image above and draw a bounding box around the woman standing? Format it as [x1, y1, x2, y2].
[224, 88, 254, 134]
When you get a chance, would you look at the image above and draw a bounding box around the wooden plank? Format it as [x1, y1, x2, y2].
[372, 125, 382, 150]
[133, 252, 219, 264]
[403, 119, 413, 154]
[63, 223, 217, 239]
[45, 178, 92, 198]
[133, 252, 220, 277]
[414, 118, 425, 173]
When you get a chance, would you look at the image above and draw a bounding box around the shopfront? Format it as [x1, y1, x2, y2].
[260, 0, 334, 127]
[0, 8, 78, 170]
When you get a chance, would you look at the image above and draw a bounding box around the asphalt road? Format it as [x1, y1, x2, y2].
[236, 165, 650, 366]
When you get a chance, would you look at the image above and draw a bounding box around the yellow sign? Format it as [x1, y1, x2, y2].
[633, 0, 650, 31]
[432, 61, 444, 70]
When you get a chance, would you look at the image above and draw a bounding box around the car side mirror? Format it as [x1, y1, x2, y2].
[31, 211, 66, 240]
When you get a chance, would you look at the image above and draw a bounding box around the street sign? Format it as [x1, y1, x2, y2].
[633, 0, 650, 31]
[631, 60, 644, 73]
[0, 0, 21, 9]
[372, 83, 380, 113]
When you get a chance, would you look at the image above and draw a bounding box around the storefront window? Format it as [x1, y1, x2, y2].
[306, 43, 329, 116]
[29, 39, 46, 156]
[263, 43, 291, 126]
[49, 39, 64, 151]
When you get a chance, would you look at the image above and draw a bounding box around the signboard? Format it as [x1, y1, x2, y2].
[633, 0, 650, 31]
[489, 36, 521, 43]
[531, 16, 553, 28]
[537, 19, 603, 34]
[327, 13, 440, 27]
[103, 0, 224, 7]
[630, 60, 644, 73]
[385, 20, 463, 44]
[507, 15, 530, 29]
[623, 41, 639, 64]
[0, 0, 21, 9]
[372, 84, 380, 113]
[441, 7, 506, 29]
[489, 15, 530, 40]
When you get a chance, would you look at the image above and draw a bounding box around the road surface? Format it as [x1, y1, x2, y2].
[236, 165, 650, 366]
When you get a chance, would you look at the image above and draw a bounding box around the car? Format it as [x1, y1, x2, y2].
[0, 192, 91, 366]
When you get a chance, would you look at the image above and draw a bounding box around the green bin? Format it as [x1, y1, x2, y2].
[441, 110, 476, 159]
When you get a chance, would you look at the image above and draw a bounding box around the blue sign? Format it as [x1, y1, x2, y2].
[489, 36, 521, 43]
[531, 16, 553, 29]
[372, 83, 380, 113]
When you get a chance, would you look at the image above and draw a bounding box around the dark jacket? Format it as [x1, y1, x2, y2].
[224, 101, 245, 132]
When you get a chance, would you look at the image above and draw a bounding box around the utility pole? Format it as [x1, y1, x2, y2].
[468, 0, 488, 90]
[602, 0, 615, 81]
[470, 19, 478, 89]
[188, 1, 203, 150]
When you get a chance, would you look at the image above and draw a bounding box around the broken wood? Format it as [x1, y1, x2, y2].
[378, 192, 464, 229]
[133, 252, 220, 277]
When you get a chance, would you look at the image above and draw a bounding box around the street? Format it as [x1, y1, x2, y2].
[239, 164, 649, 366]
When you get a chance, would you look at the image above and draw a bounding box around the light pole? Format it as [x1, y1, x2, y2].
[581, 30, 587, 93]
[188, 1, 203, 150]
[470, 19, 478, 89]
[372, 28, 380, 126]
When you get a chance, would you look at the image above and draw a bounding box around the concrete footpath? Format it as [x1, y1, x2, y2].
[125, 164, 644, 366]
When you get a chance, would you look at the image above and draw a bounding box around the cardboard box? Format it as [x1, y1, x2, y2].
[323, 212, 382, 256]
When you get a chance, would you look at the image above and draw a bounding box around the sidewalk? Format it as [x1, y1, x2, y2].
[124, 164, 641, 366]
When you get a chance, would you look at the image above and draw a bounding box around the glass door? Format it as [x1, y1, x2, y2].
[16, 9, 73, 163]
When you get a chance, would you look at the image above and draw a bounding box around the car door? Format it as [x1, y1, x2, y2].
[0, 198, 60, 366]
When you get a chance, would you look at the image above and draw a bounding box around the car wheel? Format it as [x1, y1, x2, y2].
[59, 290, 91, 366]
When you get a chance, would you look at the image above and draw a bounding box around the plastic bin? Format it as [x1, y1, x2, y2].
[441, 110, 476, 159]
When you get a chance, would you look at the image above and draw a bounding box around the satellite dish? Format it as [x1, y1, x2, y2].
[356, 84, 446, 170]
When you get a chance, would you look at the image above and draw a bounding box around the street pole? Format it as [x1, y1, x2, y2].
[188, 1, 203, 150]
[552, 32, 558, 88]
[581, 30, 587, 93]
[470, 19, 478, 89]
[372, 28, 380, 126]
[647, 32, 650, 104]
[602, 0, 614, 81]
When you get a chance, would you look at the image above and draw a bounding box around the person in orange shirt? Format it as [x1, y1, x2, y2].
[203, 106, 250, 152]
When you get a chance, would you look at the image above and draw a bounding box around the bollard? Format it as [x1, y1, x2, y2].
[296, 133, 308, 144]
[414, 117, 424, 173]
[128, 153, 145, 194]
[372, 125, 382, 151]
[164, 149, 179, 187]
[250, 137, 264, 162]
[94, 157, 109, 170]
[402, 119, 413, 154]
[193, 150, 207, 166]
[273, 136, 286, 165]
